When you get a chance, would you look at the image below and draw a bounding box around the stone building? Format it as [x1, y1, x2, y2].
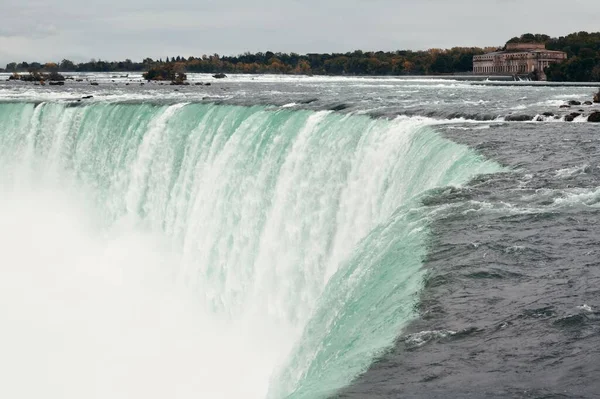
[473, 43, 567, 80]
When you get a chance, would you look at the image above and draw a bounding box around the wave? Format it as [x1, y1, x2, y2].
[0, 102, 503, 398]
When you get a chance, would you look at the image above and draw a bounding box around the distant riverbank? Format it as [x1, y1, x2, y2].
[2, 31, 599, 82]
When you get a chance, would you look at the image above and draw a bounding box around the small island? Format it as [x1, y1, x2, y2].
[8, 69, 66, 85]
[143, 63, 188, 84]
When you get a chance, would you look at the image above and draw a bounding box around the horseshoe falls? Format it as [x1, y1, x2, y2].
[0, 101, 501, 399]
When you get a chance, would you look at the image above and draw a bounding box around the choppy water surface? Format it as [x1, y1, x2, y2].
[1, 72, 598, 120]
[0, 73, 598, 398]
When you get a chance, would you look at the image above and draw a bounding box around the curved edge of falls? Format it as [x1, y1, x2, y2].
[0, 101, 504, 399]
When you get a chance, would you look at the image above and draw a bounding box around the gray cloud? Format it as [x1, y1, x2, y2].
[1, 0, 599, 66]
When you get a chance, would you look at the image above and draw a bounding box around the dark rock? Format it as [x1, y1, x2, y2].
[212, 73, 227, 79]
[300, 98, 319, 104]
[195, 82, 203, 85]
[535, 116, 544, 122]
[204, 83, 211, 86]
[583, 101, 593, 105]
[505, 114, 532, 122]
[90, 82, 99, 86]
[125, 83, 130, 85]
[46, 71, 65, 81]
[542, 112, 554, 117]
[20, 72, 44, 82]
[559, 104, 570, 108]
[140, 83, 144, 85]
[588, 112, 600, 122]
[568, 100, 581, 106]
[82, 95, 93, 99]
[48, 81, 64, 86]
[553, 314, 588, 328]
[330, 103, 350, 111]
[570, 112, 581, 118]
[75, 78, 84, 82]
[564, 114, 575, 122]
[594, 89, 600, 103]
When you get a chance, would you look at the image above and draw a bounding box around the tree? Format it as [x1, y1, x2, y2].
[59, 59, 76, 71]
[293, 60, 311, 74]
[44, 62, 59, 71]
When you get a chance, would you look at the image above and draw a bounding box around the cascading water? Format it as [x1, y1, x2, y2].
[0, 101, 503, 399]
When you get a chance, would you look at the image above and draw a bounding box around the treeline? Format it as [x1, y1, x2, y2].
[1, 31, 599, 80]
[3, 59, 146, 73]
[507, 33, 552, 44]
[544, 32, 600, 81]
[2, 48, 491, 76]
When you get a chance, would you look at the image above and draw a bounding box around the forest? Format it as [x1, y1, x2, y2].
[2, 48, 489, 76]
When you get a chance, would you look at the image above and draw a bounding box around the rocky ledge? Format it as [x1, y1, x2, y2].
[536, 89, 600, 122]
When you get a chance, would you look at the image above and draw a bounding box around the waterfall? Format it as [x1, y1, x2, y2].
[0, 102, 503, 398]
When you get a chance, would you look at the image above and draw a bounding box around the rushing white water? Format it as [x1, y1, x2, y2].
[0, 102, 502, 398]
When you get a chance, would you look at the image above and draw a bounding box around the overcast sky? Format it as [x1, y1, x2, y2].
[1, 0, 599, 65]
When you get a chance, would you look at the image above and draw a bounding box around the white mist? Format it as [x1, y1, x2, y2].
[0, 184, 290, 399]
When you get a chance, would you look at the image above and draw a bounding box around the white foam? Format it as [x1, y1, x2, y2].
[577, 304, 593, 312]
[404, 330, 456, 348]
[555, 164, 590, 178]
[553, 187, 600, 207]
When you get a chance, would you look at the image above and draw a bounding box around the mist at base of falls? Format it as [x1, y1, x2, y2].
[0, 183, 293, 399]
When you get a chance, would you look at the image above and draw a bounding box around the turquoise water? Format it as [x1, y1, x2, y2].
[0, 102, 502, 398]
